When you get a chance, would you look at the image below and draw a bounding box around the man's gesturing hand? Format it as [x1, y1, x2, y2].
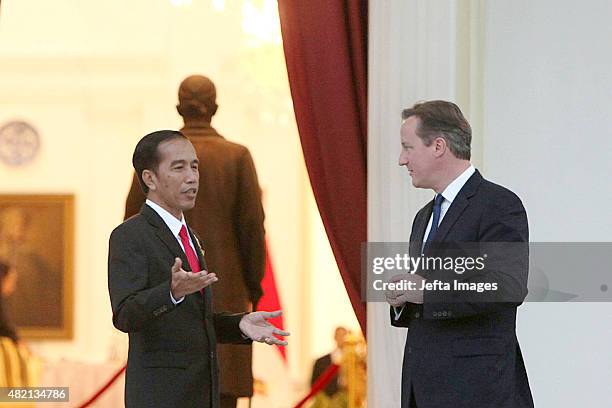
[170, 257, 217, 299]
[239, 310, 290, 346]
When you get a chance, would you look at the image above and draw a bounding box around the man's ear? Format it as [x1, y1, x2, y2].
[434, 137, 447, 157]
[142, 169, 157, 191]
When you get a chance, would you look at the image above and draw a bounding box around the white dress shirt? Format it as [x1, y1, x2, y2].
[393, 164, 475, 320]
[146, 199, 198, 304]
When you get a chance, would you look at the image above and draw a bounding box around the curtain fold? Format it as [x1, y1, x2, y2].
[278, 0, 368, 332]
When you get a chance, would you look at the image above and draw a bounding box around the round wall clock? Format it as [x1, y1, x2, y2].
[0, 121, 41, 166]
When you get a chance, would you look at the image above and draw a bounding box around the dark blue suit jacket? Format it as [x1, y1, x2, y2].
[391, 170, 534, 408]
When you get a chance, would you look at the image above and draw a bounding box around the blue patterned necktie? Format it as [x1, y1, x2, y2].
[423, 194, 445, 252]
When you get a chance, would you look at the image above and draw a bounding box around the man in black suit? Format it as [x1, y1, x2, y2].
[386, 101, 534, 408]
[108, 130, 289, 408]
[310, 326, 348, 398]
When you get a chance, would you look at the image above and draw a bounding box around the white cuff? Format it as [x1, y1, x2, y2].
[393, 305, 405, 321]
[170, 291, 185, 305]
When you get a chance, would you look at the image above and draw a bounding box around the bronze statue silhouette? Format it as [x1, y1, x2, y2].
[125, 75, 266, 408]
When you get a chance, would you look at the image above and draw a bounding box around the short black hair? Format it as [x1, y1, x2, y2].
[132, 130, 187, 194]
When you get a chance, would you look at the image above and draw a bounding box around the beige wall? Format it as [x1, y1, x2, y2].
[369, 1, 612, 407]
[368, 1, 482, 405]
[0, 1, 358, 404]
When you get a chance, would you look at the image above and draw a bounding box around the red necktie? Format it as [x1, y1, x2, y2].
[179, 225, 201, 273]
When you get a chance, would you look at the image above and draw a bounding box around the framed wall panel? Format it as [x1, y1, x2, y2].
[0, 194, 73, 339]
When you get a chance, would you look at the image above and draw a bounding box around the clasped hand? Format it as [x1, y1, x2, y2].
[385, 273, 425, 306]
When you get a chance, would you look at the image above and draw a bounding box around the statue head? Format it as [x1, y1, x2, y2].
[176, 75, 218, 124]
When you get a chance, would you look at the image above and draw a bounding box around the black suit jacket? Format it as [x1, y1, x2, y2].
[311, 353, 340, 397]
[391, 170, 534, 408]
[108, 204, 249, 408]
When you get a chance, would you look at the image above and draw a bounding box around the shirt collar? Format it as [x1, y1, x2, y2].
[439, 164, 475, 204]
[145, 199, 187, 238]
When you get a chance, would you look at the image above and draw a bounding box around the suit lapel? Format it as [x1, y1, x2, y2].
[433, 194, 469, 243]
[431, 170, 483, 243]
[140, 204, 191, 271]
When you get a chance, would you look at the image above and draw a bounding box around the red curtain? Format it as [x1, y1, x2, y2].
[278, 0, 367, 332]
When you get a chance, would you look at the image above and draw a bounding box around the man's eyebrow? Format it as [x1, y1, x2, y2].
[170, 159, 187, 166]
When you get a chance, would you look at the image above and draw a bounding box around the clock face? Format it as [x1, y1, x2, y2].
[0, 121, 40, 166]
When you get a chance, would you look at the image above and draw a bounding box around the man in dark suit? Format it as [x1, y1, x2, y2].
[124, 75, 266, 408]
[386, 101, 534, 408]
[108, 130, 288, 408]
[310, 326, 348, 398]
